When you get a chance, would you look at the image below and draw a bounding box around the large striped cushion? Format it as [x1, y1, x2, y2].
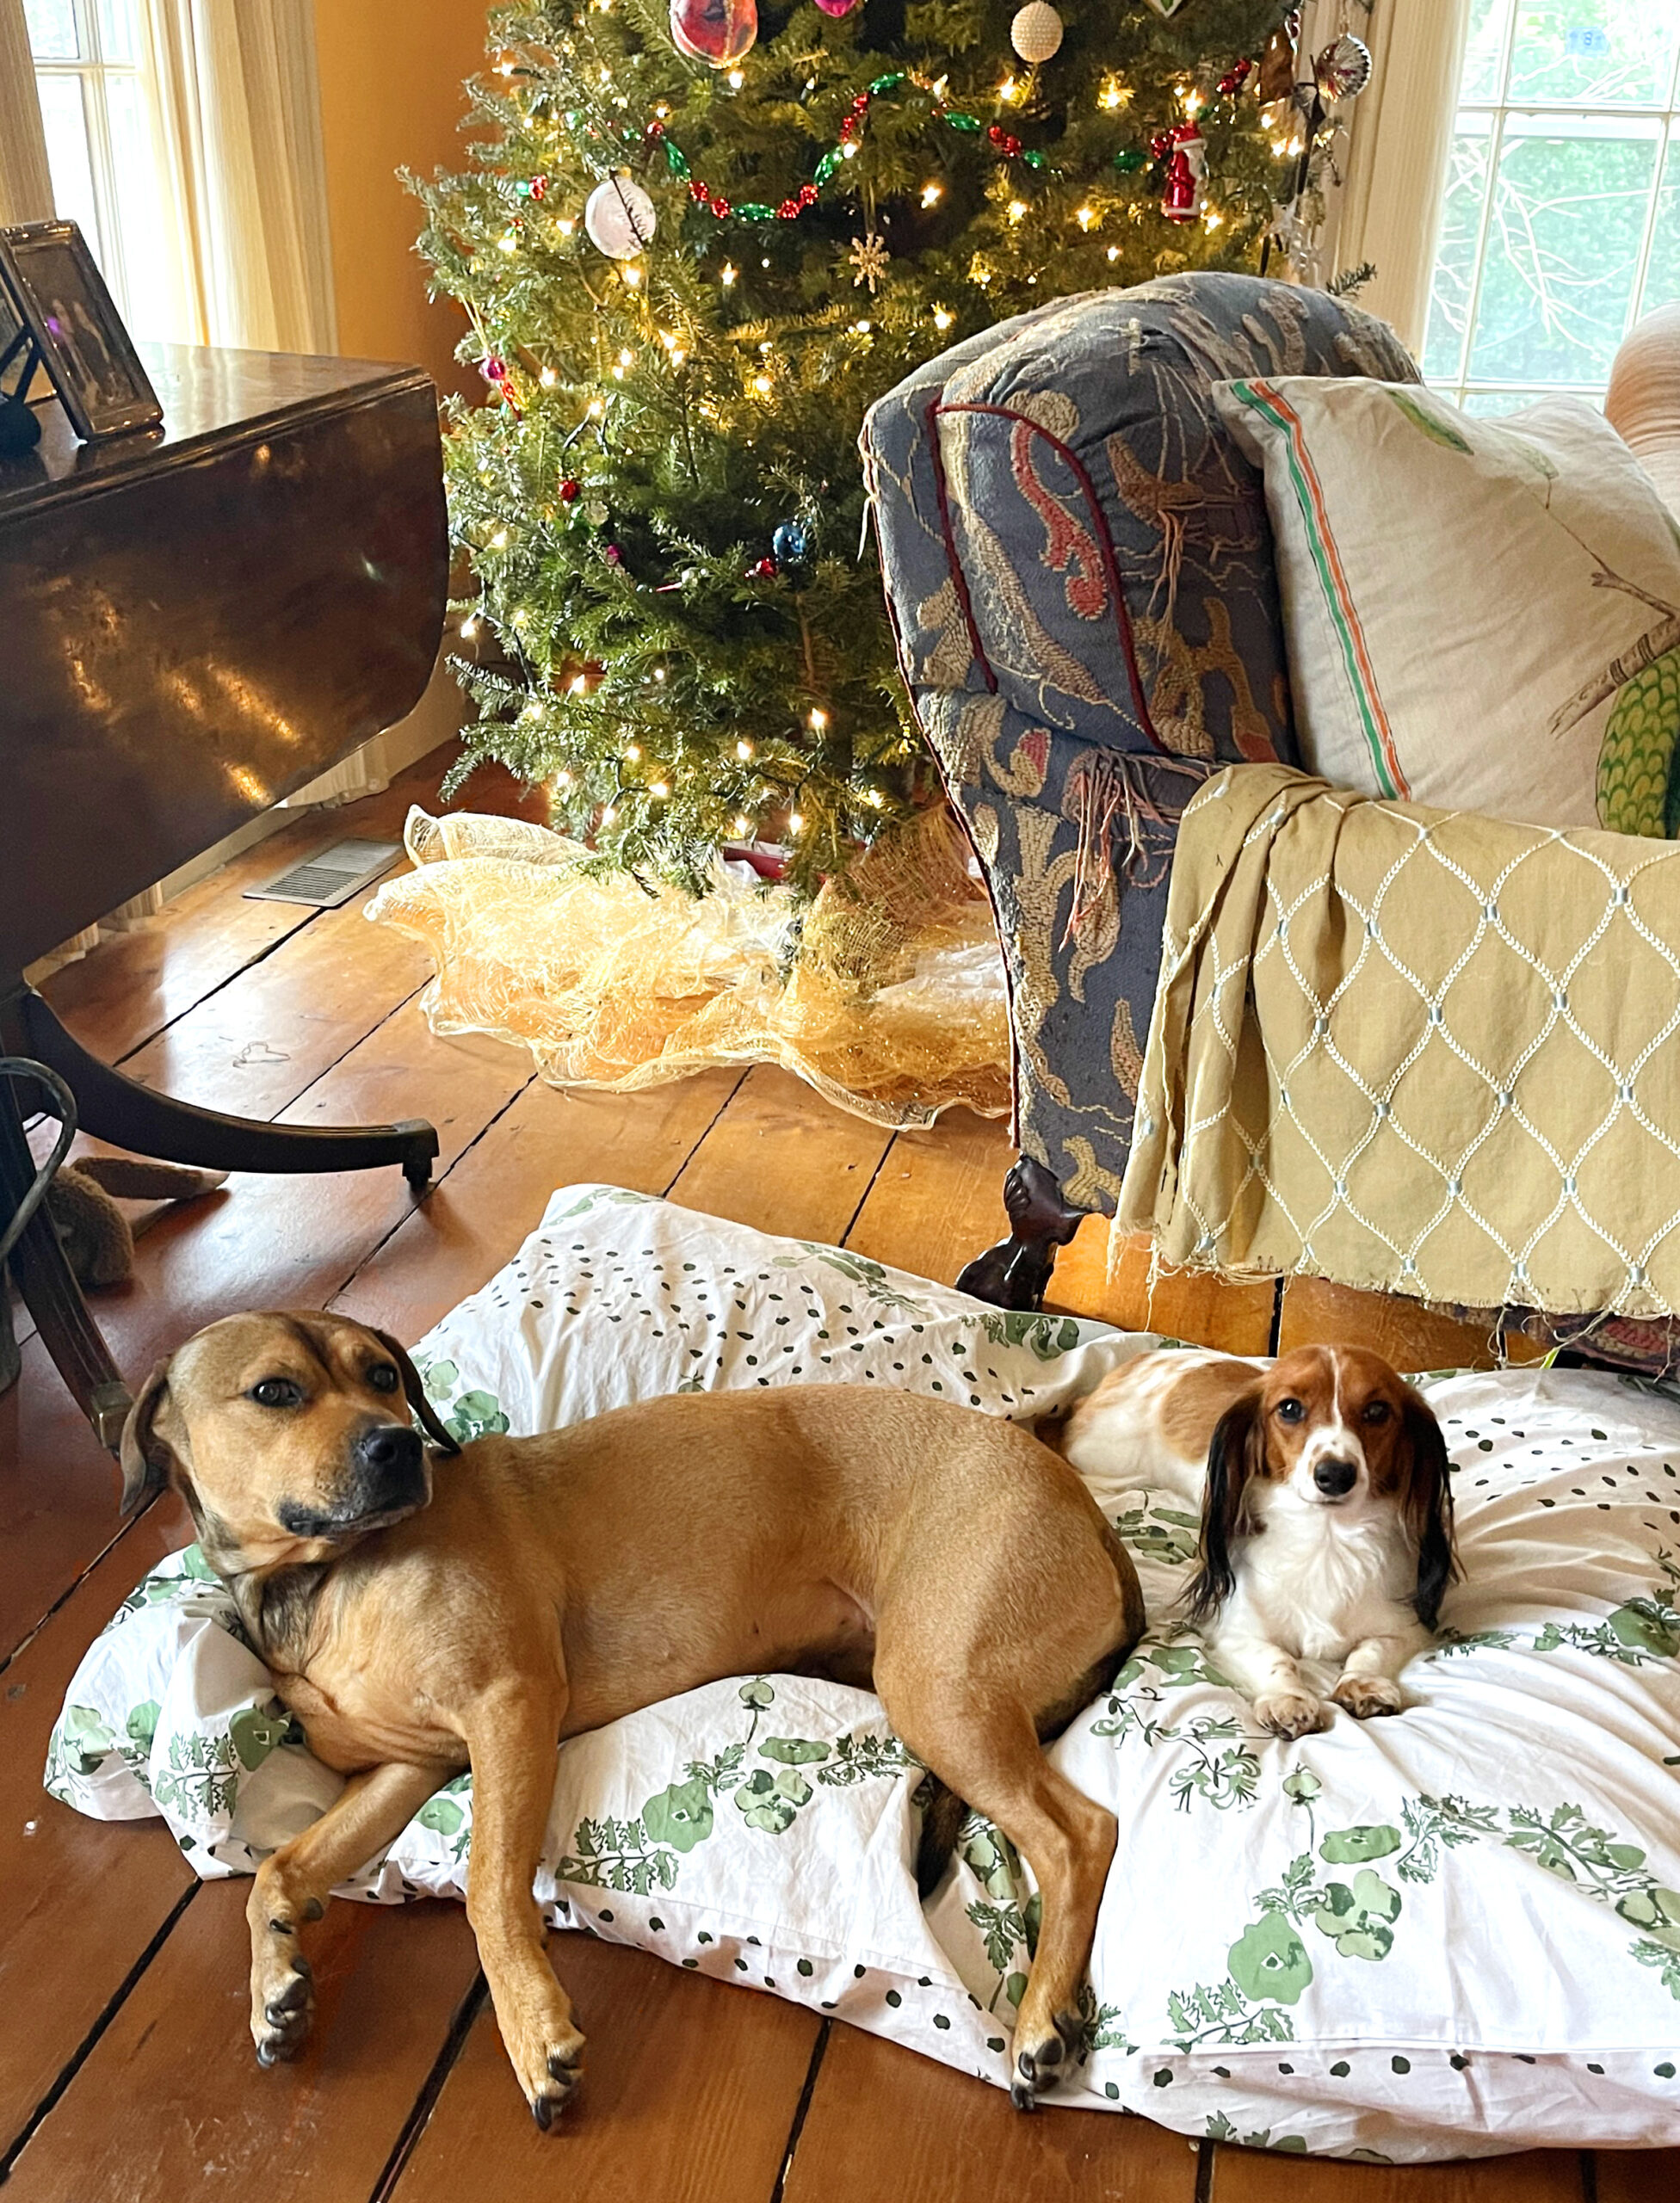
[1213, 375, 1680, 838]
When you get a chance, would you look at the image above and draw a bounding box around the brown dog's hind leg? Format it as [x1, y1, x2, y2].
[887, 1682, 1117, 2110]
[459, 1680, 584, 2130]
[875, 1492, 1137, 2114]
[247, 1759, 450, 2067]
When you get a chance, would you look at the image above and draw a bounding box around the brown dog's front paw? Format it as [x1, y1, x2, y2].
[1008, 2007, 1080, 2111]
[251, 1952, 314, 2067]
[1331, 1675, 1405, 1720]
[1253, 1691, 1330, 1741]
[530, 2041, 584, 2131]
[504, 2003, 587, 2131]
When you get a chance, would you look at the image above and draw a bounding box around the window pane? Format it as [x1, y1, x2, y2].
[1424, 126, 1496, 384]
[1467, 119, 1658, 384]
[23, 0, 80, 59]
[34, 71, 104, 266]
[1640, 133, 1680, 316]
[96, 0, 139, 65]
[1461, 387, 1605, 414]
[1507, 0, 1680, 109]
[1462, 0, 1517, 104]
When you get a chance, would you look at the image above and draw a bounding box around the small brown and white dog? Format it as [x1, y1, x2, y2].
[1057, 1346, 1456, 1740]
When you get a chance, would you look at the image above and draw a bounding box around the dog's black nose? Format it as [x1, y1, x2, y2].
[354, 1422, 423, 1485]
[1313, 1458, 1358, 1497]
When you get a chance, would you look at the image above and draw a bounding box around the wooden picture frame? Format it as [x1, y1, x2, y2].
[0, 219, 162, 443]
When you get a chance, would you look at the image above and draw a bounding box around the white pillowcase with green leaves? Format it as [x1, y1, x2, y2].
[1214, 374, 1680, 839]
[46, 1184, 1680, 2162]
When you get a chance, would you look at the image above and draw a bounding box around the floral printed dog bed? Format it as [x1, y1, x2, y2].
[46, 1186, 1680, 2162]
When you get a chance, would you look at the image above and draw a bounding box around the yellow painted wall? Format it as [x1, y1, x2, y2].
[312, 1, 486, 389]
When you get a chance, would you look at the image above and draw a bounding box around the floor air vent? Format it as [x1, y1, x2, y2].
[244, 838, 402, 910]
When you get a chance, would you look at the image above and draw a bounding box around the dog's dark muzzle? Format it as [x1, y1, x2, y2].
[277, 1424, 429, 1540]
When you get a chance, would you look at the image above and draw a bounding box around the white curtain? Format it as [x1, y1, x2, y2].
[0, 0, 54, 224]
[140, 0, 337, 354]
[1335, 0, 1474, 359]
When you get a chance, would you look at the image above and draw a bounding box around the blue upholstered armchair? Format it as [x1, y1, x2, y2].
[861, 272, 1418, 1306]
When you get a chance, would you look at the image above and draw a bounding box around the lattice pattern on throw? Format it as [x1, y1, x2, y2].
[1118, 765, 1680, 1320]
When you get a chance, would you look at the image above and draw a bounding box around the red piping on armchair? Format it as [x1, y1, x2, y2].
[930, 399, 1166, 756]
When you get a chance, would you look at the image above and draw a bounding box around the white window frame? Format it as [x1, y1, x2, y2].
[27, 0, 145, 318]
[1428, 4, 1680, 410]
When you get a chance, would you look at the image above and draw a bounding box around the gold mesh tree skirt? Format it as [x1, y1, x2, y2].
[367, 808, 1010, 1127]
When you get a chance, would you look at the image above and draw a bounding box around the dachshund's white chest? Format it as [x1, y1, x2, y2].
[1228, 1505, 1411, 1663]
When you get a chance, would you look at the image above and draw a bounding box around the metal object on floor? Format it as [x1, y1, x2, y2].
[244, 837, 403, 910]
[0, 981, 439, 1454]
[0, 1053, 131, 1446]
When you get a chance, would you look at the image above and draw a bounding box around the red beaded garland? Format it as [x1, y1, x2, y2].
[559, 478, 580, 503]
[658, 74, 1045, 236]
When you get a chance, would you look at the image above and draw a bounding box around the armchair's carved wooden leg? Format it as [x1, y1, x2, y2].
[955, 1158, 1088, 1312]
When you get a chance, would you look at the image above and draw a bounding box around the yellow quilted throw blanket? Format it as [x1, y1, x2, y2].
[1117, 763, 1680, 1318]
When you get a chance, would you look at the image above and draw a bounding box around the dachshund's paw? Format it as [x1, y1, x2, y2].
[510, 2012, 587, 2131]
[1254, 1691, 1330, 1740]
[1008, 2007, 1081, 2111]
[250, 1949, 314, 2067]
[1331, 1675, 1405, 1720]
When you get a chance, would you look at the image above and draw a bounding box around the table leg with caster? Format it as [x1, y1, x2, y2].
[5, 985, 439, 1185]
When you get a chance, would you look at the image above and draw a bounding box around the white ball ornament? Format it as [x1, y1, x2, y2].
[584, 176, 658, 261]
[1010, 2, 1063, 65]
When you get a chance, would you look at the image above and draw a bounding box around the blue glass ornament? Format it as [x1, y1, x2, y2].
[771, 520, 809, 566]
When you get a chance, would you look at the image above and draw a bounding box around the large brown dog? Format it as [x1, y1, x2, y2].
[120, 1311, 1142, 2125]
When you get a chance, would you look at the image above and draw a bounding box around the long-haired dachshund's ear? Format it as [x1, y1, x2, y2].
[370, 1328, 462, 1456]
[1401, 1389, 1458, 1631]
[118, 1358, 176, 1519]
[1184, 1388, 1264, 1626]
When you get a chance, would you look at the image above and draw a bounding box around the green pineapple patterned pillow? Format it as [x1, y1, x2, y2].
[1214, 375, 1680, 841]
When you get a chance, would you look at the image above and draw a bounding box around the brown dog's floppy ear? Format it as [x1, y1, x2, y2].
[369, 1327, 461, 1455]
[119, 1358, 176, 1519]
[1401, 1388, 1458, 1631]
[1184, 1385, 1264, 1626]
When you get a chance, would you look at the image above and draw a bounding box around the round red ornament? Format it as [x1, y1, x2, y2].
[670, 0, 757, 69]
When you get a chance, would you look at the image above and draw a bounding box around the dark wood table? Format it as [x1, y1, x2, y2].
[0, 344, 450, 1447]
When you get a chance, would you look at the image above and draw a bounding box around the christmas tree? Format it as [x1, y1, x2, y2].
[413, 0, 1296, 892]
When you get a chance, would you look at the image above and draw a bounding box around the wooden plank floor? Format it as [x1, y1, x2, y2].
[1, 744, 1671, 2200]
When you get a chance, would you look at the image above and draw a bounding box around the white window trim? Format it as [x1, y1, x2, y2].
[28, 0, 145, 313]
